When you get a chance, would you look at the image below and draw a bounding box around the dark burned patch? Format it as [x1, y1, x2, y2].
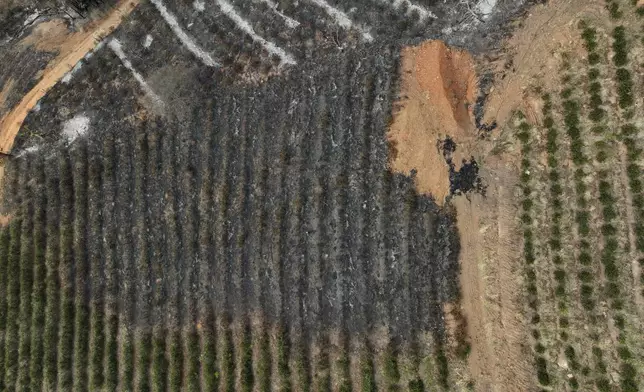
[439, 136, 486, 197]
[473, 73, 497, 137]
[4, 45, 463, 352]
[450, 158, 486, 196]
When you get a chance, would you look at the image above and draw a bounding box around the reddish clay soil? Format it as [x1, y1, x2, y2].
[387, 40, 478, 205]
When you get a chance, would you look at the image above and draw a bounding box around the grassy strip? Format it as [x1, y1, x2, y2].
[168, 330, 183, 392]
[293, 340, 309, 392]
[256, 328, 271, 392]
[136, 332, 152, 392]
[384, 344, 401, 390]
[313, 338, 330, 392]
[105, 316, 118, 390]
[43, 165, 60, 391]
[361, 348, 376, 392]
[17, 160, 34, 391]
[3, 217, 22, 390]
[201, 322, 218, 392]
[73, 144, 90, 392]
[151, 332, 167, 392]
[29, 159, 47, 392]
[239, 324, 254, 392]
[121, 333, 135, 390]
[276, 326, 291, 392]
[435, 343, 450, 390]
[517, 116, 551, 388]
[186, 329, 201, 392]
[0, 226, 11, 390]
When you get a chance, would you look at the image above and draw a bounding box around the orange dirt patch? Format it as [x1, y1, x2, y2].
[387, 40, 478, 205]
[0, 214, 10, 226]
[0, 0, 140, 154]
[19, 19, 72, 52]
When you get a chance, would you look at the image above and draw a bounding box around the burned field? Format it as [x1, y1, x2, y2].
[10, 0, 644, 391]
[0, 39, 471, 390]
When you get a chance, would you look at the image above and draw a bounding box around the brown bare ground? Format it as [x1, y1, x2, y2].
[386, 40, 478, 205]
[18, 19, 72, 52]
[387, 1, 610, 390]
[481, 0, 605, 130]
[0, 0, 140, 154]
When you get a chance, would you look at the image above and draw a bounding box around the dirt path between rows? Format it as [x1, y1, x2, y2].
[0, 0, 140, 154]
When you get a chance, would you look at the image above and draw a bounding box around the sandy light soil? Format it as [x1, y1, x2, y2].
[0, 0, 140, 154]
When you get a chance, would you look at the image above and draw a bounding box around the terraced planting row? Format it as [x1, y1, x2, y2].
[0, 48, 462, 391]
[514, 9, 643, 390]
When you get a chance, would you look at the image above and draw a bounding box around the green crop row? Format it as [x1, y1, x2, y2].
[4, 217, 22, 390]
[87, 154, 104, 392]
[57, 153, 75, 391]
[361, 348, 376, 392]
[168, 330, 183, 392]
[201, 319, 219, 392]
[73, 144, 90, 392]
[516, 117, 551, 387]
[0, 225, 11, 391]
[17, 161, 34, 392]
[606, 0, 623, 19]
[151, 332, 168, 392]
[28, 161, 47, 392]
[612, 26, 635, 110]
[542, 95, 580, 389]
[257, 329, 271, 392]
[240, 324, 254, 392]
[609, 21, 641, 392]
[314, 338, 331, 392]
[560, 92, 600, 315]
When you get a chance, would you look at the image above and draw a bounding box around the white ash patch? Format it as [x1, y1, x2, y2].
[143, 34, 154, 48]
[16, 145, 40, 157]
[193, 0, 205, 12]
[62, 114, 90, 142]
[476, 0, 497, 19]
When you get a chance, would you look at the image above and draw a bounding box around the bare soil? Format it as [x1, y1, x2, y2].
[481, 0, 605, 129]
[387, 40, 478, 205]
